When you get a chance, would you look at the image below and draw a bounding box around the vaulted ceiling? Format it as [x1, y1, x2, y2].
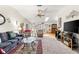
[1, 5, 79, 32]
[11, 5, 65, 25]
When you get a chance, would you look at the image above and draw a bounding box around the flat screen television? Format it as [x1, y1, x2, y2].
[64, 20, 79, 33]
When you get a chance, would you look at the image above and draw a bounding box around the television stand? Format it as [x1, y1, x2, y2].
[61, 32, 72, 49]
[64, 37, 72, 49]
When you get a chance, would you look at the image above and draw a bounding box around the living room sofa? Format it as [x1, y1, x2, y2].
[0, 31, 23, 54]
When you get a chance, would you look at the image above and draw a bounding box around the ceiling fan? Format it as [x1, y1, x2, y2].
[36, 5, 47, 17]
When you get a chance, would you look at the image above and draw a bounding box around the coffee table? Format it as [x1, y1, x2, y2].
[22, 37, 37, 52]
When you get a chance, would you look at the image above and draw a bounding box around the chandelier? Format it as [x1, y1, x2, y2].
[37, 5, 45, 17]
[37, 9, 45, 17]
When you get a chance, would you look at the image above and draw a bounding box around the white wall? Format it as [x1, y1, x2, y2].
[56, 6, 79, 31]
[0, 6, 26, 33]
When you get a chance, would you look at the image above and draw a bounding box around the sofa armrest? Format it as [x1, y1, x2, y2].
[8, 39, 18, 43]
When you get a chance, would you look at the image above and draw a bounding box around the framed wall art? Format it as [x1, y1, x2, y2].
[58, 17, 62, 28]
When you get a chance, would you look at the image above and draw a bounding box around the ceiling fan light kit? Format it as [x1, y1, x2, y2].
[37, 9, 45, 17]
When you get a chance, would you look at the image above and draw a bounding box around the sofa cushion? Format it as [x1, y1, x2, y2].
[0, 42, 11, 48]
[7, 32, 16, 40]
[0, 33, 8, 42]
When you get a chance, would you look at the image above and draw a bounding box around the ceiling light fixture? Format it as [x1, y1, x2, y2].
[45, 17, 49, 22]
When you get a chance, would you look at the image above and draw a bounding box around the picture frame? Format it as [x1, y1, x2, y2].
[58, 17, 62, 28]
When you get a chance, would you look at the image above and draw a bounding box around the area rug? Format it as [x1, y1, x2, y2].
[13, 39, 43, 54]
[8, 43, 23, 54]
[36, 39, 43, 54]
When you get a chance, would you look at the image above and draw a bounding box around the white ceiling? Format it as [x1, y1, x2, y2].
[11, 5, 65, 25]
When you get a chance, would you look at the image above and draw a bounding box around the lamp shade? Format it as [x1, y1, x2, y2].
[24, 29, 31, 32]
